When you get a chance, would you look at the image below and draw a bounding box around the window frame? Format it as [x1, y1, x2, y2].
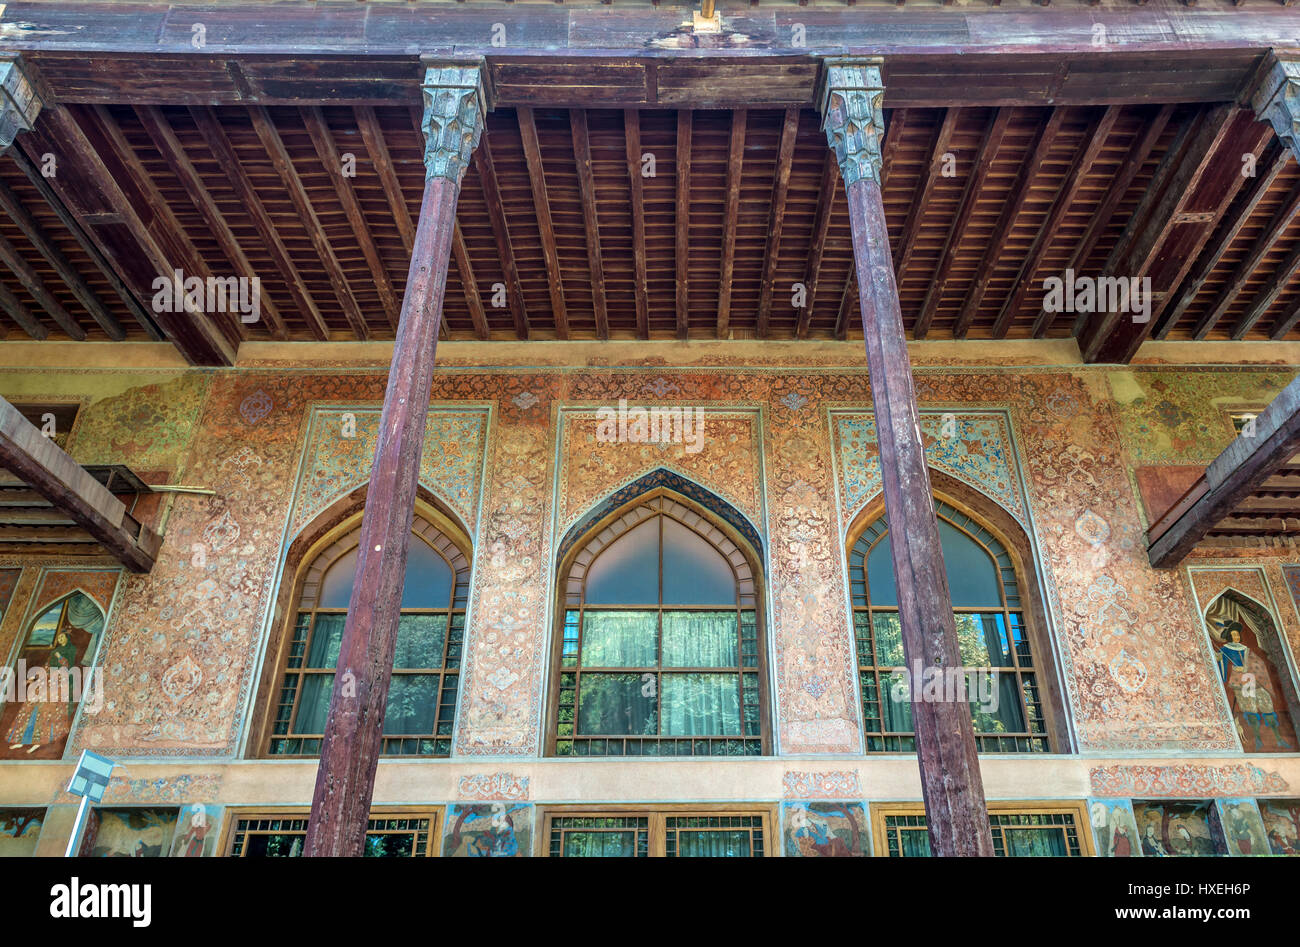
[253, 496, 472, 759]
[545, 488, 771, 758]
[870, 800, 1094, 857]
[538, 804, 777, 858]
[844, 476, 1069, 755]
[219, 807, 443, 857]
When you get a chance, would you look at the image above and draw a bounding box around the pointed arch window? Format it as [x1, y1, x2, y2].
[551, 494, 767, 757]
[849, 498, 1051, 753]
[268, 517, 469, 757]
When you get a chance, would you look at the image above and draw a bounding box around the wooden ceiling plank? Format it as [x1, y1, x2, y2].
[249, 105, 370, 340]
[0, 177, 124, 340]
[1231, 238, 1300, 339]
[571, 108, 609, 341]
[451, 220, 490, 341]
[624, 108, 649, 340]
[756, 106, 800, 339]
[835, 269, 857, 341]
[796, 150, 840, 339]
[518, 106, 570, 340]
[471, 132, 530, 340]
[135, 105, 288, 341]
[0, 280, 48, 339]
[0, 395, 160, 573]
[1033, 103, 1173, 337]
[955, 106, 1068, 339]
[716, 107, 745, 339]
[302, 105, 401, 332]
[675, 109, 692, 341]
[189, 106, 329, 341]
[0, 232, 86, 340]
[1154, 141, 1291, 339]
[914, 106, 1013, 339]
[895, 107, 958, 278]
[1006, 105, 1120, 340]
[356, 105, 415, 256]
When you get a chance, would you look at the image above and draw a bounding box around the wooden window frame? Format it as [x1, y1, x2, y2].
[845, 471, 1070, 754]
[870, 800, 1094, 857]
[219, 806, 443, 857]
[252, 494, 472, 759]
[546, 487, 772, 758]
[538, 803, 777, 857]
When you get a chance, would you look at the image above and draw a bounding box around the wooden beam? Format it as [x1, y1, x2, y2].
[304, 62, 485, 859]
[825, 60, 993, 857]
[796, 150, 840, 339]
[624, 108, 649, 340]
[570, 109, 609, 341]
[0, 177, 124, 340]
[250, 106, 370, 340]
[716, 108, 746, 339]
[675, 109, 692, 340]
[895, 108, 958, 280]
[0, 395, 160, 573]
[835, 269, 857, 341]
[517, 106, 569, 339]
[1149, 374, 1300, 567]
[188, 106, 329, 341]
[6, 147, 160, 340]
[302, 105, 401, 332]
[953, 106, 1066, 338]
[1231, 238, 1300, 339]
[356, 105, 415, 255]
[470, 132, 529, 340]
[1033, 103, 1173, 338]
[450, 220, 490, 340]
[17, 106, 236, 365]
[0, 280, 47, 339]
[134, 105, 288, 341]
[914, 106, 1011, 339]
[996, 105, 1119, 340]
[1154, 141, 1291, 340]
[0, 233, 85, 340]
[1078, 104, 1243, 363]
[756, 107, 800, 339]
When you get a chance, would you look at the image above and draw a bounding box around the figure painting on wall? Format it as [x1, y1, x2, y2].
[1204, 592, 1297, 753]
[1088, 800, 1141, 857]
[90, 809, 179, 858]
[1217, 800, 1269, 856]
[783, 802, 869, 857]
[442, 803, 530, 857]
[0, 591, 105, 760]
[1259, 799, 1300, 855]
[1132, 801, 1222, 857]
[169, 805, 220, 857]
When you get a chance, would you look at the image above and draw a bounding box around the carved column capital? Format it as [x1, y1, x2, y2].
[1252, 51, 1300, 156]
[0, 57, 44, 154]
[420, 59, 487, 183]
[819, 56, 886, 188]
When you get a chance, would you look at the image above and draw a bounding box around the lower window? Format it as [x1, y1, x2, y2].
[542, 806, 773, 857]
[223, 808, 441, 857]
[872, 802, 1091, 857]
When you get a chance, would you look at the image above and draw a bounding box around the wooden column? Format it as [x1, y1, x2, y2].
[303, 61, 485, 858]
[821, 58, 993, 857]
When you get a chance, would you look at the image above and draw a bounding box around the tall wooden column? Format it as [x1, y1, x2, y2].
[304, 62, 485, 858]
[821, 58, 994, 857]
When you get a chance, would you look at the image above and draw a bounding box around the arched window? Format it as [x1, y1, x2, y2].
[267, 514, 469, 758]
[848, 494, 1054, 753]
[1, 590, 105, 760]
[1204, 591, 1298, 753]
[551, 492, 767, 757]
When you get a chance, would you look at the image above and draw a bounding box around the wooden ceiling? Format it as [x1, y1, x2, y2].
[2, 99, 1300, 358]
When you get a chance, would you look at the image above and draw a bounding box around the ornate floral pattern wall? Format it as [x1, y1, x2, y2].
[0, 362, 1294, 761]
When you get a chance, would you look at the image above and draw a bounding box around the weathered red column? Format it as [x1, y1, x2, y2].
[821, 58, 994, 857]
[304, 61, 486, 857]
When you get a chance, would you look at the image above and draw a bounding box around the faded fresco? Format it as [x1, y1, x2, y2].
[1131, 800, 1223, 856]
[442, 802, 531, 856]
[90, 808, 179, 857]
[781, 801, 869, 856]
[1088, 799, 1141, 857]
[1259, 798, 1300, 855]
[1216, 799, 1270, 856]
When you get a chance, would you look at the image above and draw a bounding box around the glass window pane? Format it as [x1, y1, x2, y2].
[675, 830, 752, 857]
[661, 518, 736, 605]
[294, 674, 334, 734]
[882, 672, 914, 733]
[938, 521, 1001, 607]
[401, 538, 454, 608]
[580, 610, 658, 666]
[871, 613, 906, 667]
[971, 672, 1025, 735]
[306, 614, 345, 668]
[577, 673, 657, 735]
[562, 831, 636, 857]
[866, 535, 897, 607]
[661, 611, 738, 667]
[383, 675, 438, 735]
[1002, 828, 1066, 856]
[394, 614, 448, 668]
[661, 673, 740, 736]
[585, 518, 659, 605]
[319, 547, 358, 608]
[954, 613, 1013, 666]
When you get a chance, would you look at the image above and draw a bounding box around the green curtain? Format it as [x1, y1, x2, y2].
[393, 614, 448, 668]
[580, 610, 657, 666]
[294, 673, 334, 733]
[675, 830, 753, 856]
[578, 673, 656, 735]
[1002, 828, 1067, 856]
[897, 829, 932, 857]
[661, 673, 740, 736]
[383, 674, 438, 734]
[562, 831, 637, 857]
[872, 613, 906, 666]
[306, 614, 345, 667]
[662, 611, 738, 667]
